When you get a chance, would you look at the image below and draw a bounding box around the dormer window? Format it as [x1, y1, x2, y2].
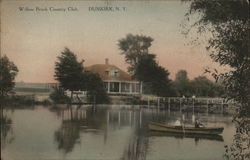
[108, 70, 119, 77]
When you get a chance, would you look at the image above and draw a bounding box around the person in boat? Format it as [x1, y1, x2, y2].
[174, 119, 181, 126]
[195, 119, 204, 128]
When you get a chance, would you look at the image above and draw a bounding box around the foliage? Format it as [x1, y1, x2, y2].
[118, 34, 172, 96]
[0, 55, 18, 98]
[173, 70, 225, 97]
[135, 54, 172, 96]
[183, 0, 250, 107]
[174, 70, 192, 97]
[191, 76, 225, 97]
[118, 34, 154, 73]
[49, 86, 71, 104]
[54, 48, 85, 95]
[54, 48, 109, 104]
[85, 72, 110, 104]
[184, 1, 250, 159]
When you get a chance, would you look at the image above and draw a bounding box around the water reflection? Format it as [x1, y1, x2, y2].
[53, 106, 105, 154]
[224, 109, 250, 160]
[1, 105, 236, 160]
[0, 110, 14, 149]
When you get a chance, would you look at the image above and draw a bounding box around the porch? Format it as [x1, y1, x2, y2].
[104, 80, 142, 95]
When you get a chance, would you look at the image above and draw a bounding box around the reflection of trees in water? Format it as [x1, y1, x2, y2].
[1, 111, 14, 149]
[54, 121, 81, 154]
[122, 134, 148, 160]
[224, 110, 250, 160]
[121, 110, 149, 160]
[53, 106, 107, 154]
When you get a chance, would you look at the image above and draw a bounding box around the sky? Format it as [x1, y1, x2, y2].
[1, 0, 221, 83]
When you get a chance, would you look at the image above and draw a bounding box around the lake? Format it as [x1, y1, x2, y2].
[1, 105, 235, 160]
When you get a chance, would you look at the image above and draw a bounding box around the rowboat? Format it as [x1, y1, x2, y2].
[148, 131, 224, 142]
[149, 122, 224, 135]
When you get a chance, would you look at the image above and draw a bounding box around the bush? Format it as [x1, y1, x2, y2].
[49, 87, 70, 104]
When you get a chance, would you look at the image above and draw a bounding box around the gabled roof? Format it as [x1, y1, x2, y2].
[86, 64, 133, 81]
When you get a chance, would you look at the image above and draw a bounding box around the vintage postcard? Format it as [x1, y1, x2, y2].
[1, 0, 249, 160]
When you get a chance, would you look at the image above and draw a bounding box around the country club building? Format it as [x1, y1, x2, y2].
[86, 59, 142, 95]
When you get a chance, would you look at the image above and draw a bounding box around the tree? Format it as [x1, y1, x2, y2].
[54, 48, 85, 99]
[54, 48, 109, 104]
[174, 70, 192, 97]
[0, 55, 18, 98]
[191, 76, 225, 97]
[135, 54, 172, 96]
[118, 34, 153, 73]
[175, 70, 189, 82]
[183, 0, 250, 107]
[85, 72, 110, 104]
[183, 1, 249, 159]
[49, 86, 71, 104]
[118, 34, 172, 96]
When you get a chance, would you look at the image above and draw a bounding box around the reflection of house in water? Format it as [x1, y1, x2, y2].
[86, 59, 142, 95]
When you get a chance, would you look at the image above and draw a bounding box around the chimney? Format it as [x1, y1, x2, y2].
[105, 58, 109, 65]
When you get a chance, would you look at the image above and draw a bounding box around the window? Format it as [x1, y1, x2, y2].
[121, 82, 130, 92]
[110, 82, 119, 92]
[109, 70, 119, 77]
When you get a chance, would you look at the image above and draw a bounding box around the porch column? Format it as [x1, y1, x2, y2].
[107, 81, 110, 93]
[129, 82, 132, 93]
[119, 82, 121, 93]
[140, 82, 143, 94]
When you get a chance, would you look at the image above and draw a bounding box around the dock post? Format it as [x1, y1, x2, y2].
[148, 98, 150, 109]
[192, 99, 195, 114]
[157, 98, 160, 110]
[180, 98, 182, 112]
[168, 98, 170, 111]
[207, 100, 209, 114]
[139, 109, 142, 128]
[221, 100, 224, 114]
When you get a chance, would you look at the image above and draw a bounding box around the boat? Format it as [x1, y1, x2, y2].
[148, 122, 224, 135]
[148, 131, 224, 142]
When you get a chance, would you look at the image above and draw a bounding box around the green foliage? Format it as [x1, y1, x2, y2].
[173, 70, 225, 97]
[85, 72, 110, 104]
[54, 48, 85, 92]
[184, 0, 250, 107]
[191, 76, 225, 97]
[54, 48, 109, 104]
[174, 70, 192, 97]
[135, 54, 172, 96]
[0, 55, 18, 97]
[49, 86, 70, 104]
[118, 34, 154, 73]
[118, 34, 172, 96]
[184, 1, 249, 159]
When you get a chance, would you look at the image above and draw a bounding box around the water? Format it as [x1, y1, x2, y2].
[1, 105, 235, 160]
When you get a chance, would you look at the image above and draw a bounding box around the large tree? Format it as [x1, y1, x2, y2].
[183, 0, 250, 107]
[0, 55, 18, 98]
[135, 54, 172, 96]
[54, 48, 85, 99]
[54, 48, 109, 104]
[174, 70, 192, 97]
[118, 34, 172, 96]
[118, 34, 153, 73]
[183, 1, 249, 159]
[84, 72, 110, 104]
